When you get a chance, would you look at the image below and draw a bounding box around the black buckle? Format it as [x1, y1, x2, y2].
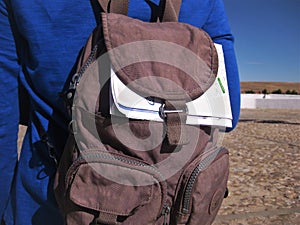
[47, 141, 58, 165]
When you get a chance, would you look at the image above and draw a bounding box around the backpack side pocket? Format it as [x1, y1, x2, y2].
[173, 147, 229, 225]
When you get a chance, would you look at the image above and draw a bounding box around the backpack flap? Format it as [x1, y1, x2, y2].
[102, 13, 218, 101]
[102, 13, 218, 145]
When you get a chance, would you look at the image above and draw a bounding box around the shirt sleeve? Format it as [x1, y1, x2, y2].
[202, 0, 241, 131]
[0, 0, 20, 217]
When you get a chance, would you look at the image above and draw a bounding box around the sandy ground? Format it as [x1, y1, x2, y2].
[213, 109, 300, 225]
[17, 109, 300, 224]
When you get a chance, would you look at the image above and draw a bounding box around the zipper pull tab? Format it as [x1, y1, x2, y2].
[162, 205, 170, 225]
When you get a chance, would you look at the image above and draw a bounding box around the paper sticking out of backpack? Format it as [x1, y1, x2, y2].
[110, 43, 232, 128]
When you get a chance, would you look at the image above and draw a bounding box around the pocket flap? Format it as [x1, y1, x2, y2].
[69, 163, 155, 215]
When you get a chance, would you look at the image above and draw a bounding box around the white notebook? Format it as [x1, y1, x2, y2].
[110, 44, 232, 127]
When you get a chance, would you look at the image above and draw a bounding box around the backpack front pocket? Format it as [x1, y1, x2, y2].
[64, 150, 167, 225]
[172, 147, 229, 225]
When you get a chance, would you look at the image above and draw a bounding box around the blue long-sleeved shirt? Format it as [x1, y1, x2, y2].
[0, 0, 240, 224]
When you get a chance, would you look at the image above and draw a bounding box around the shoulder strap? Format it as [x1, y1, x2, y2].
[98, 0, 129, 15]
[98, 0, 182, 22]
[163, 0, 182, 22]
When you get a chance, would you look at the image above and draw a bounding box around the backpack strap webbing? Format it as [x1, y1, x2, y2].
[98, 0, 182, 22]
[163, 0, 182, 22]
[98, 0, 129, 15]
[163, 100, 189, 146]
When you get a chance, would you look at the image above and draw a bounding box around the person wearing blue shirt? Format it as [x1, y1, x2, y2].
[0, 0, 240, 224]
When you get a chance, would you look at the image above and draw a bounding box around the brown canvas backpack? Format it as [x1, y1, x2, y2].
[54, 0, 229, 224]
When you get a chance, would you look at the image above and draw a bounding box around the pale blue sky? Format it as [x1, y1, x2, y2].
[224, 0, 300, 82]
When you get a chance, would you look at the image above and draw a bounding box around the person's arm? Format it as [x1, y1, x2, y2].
[0, 0, 20, 217]
[202, 0, 240, 131]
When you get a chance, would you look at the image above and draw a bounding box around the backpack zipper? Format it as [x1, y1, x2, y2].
[181, 147, 226, 214]
[69, 44, 98, 90]
[64, 43, 101, 107]
[162, 204, 170, 225]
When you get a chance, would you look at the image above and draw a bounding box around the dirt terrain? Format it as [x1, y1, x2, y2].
[214, 109, 300, 225]
[240, 82, 300, 94]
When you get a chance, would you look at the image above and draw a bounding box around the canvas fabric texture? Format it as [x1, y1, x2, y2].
[53, 1, 230, 224]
